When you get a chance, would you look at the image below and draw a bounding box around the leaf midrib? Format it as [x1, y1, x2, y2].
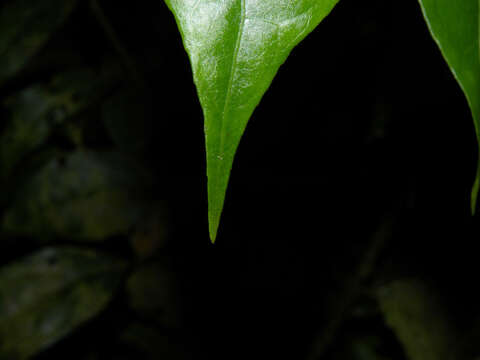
[218, 0, 246, 161]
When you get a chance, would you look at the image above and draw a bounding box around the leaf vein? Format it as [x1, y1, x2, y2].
[219, 0, 246, 158]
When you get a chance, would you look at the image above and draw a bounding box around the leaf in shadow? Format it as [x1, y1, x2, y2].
[418, 0, 480, 210]
[0, 0, 77, 86]
[377, 279, 464, 360]
[0, 247, 127, 360]
[0, 68, 118, 182]
[2, 150, 152, 242]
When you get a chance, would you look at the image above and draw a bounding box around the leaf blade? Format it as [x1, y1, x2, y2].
[418, 0, 480, 211]
[0, 247, 127, 359]
[165, 0, 340, 241]
[0, 0, 77, 86]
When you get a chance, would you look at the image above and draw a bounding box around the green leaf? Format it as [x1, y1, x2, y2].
[0, 0, 77, 86]
[165, 0, 339, 241]
[0, 247, 127, 359]
[418, 0, 480, 212]
[377, 280, 463, 360]
[3, 151, 152, 242]
[0, 68, 120, 182]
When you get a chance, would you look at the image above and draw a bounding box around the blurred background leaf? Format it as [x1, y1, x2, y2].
[0, 247, 127, 359]
[0, 68, 117, 182]
[0, 0, 77, 86]
[2, 150, 152, 242]
[377, 279, 464, 360]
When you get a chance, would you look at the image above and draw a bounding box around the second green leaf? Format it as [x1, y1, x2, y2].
[418, 0, 480, 211]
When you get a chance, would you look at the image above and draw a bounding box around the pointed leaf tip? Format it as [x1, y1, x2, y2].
[209, 217, 218, 244]
[207, 161, 231, 243]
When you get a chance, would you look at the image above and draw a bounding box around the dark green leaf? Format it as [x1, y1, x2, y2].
[418, 0, 480, 211]
[0, 69, 118, 181]
[2, 151, 151, 242]
[0, 0, 77, 86]
[165, 0, 340, 241]
[377, 280, 463, 360]
[0, 86, 61, 181]
[0, 247, 127, 359]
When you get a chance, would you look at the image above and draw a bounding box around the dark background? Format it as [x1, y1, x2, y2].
[0, 0, 479, 359]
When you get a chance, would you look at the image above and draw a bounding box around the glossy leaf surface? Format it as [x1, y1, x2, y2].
[418, 0, 480, 210]
[165, 0, 339, 241]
